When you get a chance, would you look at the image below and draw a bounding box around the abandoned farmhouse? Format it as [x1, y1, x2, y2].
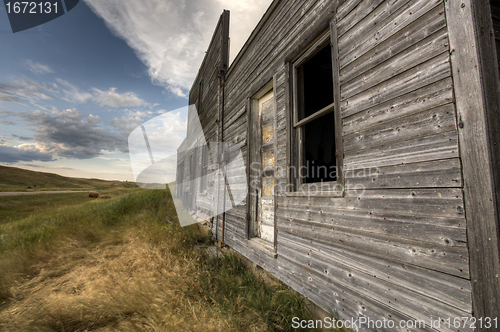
[176, 0, 500, 330]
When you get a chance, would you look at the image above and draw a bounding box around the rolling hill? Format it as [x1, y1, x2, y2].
[0, 165, 137, 192]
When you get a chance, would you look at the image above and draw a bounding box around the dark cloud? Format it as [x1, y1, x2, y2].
[108, 115, 142, 135]
[0, 120, 15, 125]
[0, 110, 16, 117]
[0, 79, 54, 103]
[0, 145, 53, 163]
[12, 134, 33, 141]
[19, 109, 128, 159]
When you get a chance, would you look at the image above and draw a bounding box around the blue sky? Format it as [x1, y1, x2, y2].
[0, 0, 270, 181]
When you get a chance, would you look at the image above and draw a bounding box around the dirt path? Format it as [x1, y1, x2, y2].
[0, 191, 87, 196]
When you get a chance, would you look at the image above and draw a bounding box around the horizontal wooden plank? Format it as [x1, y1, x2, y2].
[340, 4, 447, 85]
[279, 188, 465, 219]
[224, 123, 247, 140]
[279, 220, 469, 278]
[343, 103, 456, 154]
[279, 231, 472, 313]
[224, 112, 247, 138]
[344, 131, 459, 169]
[224, 104, 246, 128]
[336, 0, 363, 24]
[345, 158, 462, 189]
[225, 206, 247, 220]
[339, 0, 443, 69]
[278, 239, 473, 327]
[277, 203, 466, 245]
[341, 52, 451, 117]
[341, 28, 449, 99]
[343, 77, 453, 135]
[336, 0, 387, 38]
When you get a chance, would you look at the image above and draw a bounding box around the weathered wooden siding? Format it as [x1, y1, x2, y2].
[277, 0, 472, 327]
[179, 11, 229, 234]
[492, 1, 500, 78]
[185, 0, 483, 330]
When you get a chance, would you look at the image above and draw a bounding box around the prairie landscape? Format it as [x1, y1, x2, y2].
[0, 165, 137, 192]
[0, 167, 315, 331]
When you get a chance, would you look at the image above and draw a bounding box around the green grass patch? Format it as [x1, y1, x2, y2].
[0, 192, 91, 225]
[198, 252, 313, 331]
[0, 189, 322, 331]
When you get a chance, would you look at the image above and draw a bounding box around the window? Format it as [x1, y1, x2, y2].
[199, 144, 208, 192]
[292, 31, 340, 186]
[177, 161, 184, 199]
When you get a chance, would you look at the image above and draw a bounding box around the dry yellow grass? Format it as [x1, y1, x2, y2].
[0, 190, 317, 332]
[0, 227, 267, 332]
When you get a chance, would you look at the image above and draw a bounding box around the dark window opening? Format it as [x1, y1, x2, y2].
[304, 111, 336, 183]
[298, 44, 334, 120]
[295, 41, 337, 183]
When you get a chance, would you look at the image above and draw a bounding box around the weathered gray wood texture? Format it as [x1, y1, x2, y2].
[177, 11, 229, 238]
[446, 0, 500, 327]
[182, 0, 500, 330]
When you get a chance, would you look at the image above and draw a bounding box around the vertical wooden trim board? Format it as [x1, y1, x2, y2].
[471, 0, 500, 267]
[246, 97, 254, 239]
[272, 73, 279, 253]
[329, 18, 343, 186]
[284, 63, 292, 192]
[445, 0, 500, 323]
[221, 10, 230, 74]
[246, 98, 252, 240]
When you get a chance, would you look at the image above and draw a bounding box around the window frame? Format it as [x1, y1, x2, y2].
[199, 143, 209, 193]
[290, 24, 343, 195]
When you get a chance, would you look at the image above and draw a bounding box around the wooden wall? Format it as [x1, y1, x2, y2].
[178, 11, 229, 226]
[492, 1, 500, 78]
[186, 0, 484, 330]
[275, 1, 472, 328]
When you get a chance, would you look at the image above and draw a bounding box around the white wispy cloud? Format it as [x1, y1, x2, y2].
[0, 76, 149, 110]
[92, 87, 147, 107]
[83, 0, 271, 97]
[56, 78, 93, 103]
[24, 60, 54, 75]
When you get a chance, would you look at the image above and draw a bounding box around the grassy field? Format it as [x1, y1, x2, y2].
[0, 188, 131, 225]
[0, 192, 94, 225]
[0, 165, 137, 192]
[0, 188, 323, 331]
